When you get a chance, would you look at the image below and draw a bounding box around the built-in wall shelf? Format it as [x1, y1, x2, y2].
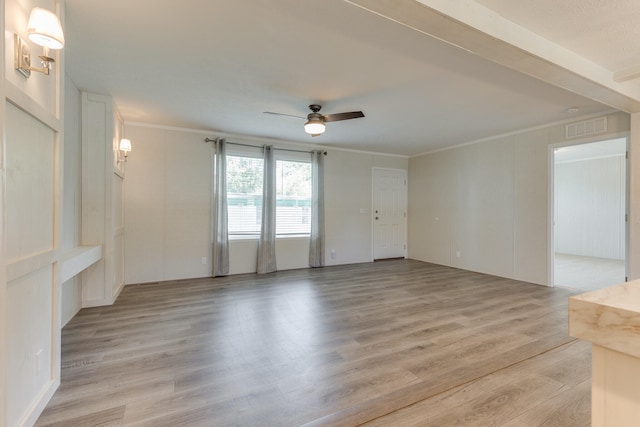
[60, 246, 102, 284]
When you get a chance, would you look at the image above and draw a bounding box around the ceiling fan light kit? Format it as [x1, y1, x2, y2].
[266, 104, 365, 137]
[304, 116, 326, 135]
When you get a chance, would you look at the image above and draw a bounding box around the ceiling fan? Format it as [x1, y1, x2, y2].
[264, 104, 365, 136]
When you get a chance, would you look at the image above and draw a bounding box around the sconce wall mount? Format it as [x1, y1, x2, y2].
[117, 138, 132, 164]
[14, 34, 54, 77]
[15, 7, 64, 78]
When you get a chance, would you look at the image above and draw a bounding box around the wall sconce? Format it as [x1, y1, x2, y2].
[14, 7, 65, 78]
[118, 139, 132, 163]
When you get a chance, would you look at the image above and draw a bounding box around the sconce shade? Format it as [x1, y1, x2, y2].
[304, 119, 326, 135]
[119, 138, 132, 153]
[27, 7, 65, 49]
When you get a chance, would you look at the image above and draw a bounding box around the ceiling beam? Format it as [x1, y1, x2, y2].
[614, 65, 640, 83]
[344, 0, 640, 113]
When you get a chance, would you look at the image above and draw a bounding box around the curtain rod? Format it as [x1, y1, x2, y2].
[205, 138, 326, 155]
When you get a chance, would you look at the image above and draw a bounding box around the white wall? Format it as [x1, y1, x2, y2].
[555, 155, 626, 260]
[123, 124, 408, 283]
[408, 112, 630, 285]
[80, 92, 125, 307]
[0, 0, 6, 423]
[325, 150, 408, 265]
[124, 125, 213, 283]
[3, 1, 65, 425]
[60, 75, 82, 326]
[630, 113, 640, 280]
[5, 103, 56, 427]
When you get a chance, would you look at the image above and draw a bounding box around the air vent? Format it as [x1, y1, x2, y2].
[565, 117, 607, 139]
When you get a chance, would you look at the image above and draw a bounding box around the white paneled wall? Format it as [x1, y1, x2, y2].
[5, 103, 56, 427]
[60, 76, 83, 326]
[407, 150, 452, 266]
[113, 173, 125, 295]
[5, 104, 55, 260]
[408, 112, 630, 286]
[124, 126, 212, 283]
[3, 2, 67, 423]
[555, 155, 626, 260]
[450, 137, 515, 277]
[1, 0, 6, 422]
[513, 129, 550, 284]
[324, 150, 407, 266]
[123, 124, 408, 283]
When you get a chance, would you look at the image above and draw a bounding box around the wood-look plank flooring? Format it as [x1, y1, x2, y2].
[35, 260, 591, 426]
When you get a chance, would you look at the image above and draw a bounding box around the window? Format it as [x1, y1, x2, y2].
[276, 160, 311, 235]
[225, 154, 312, 237]
[227, 155, 263, 235]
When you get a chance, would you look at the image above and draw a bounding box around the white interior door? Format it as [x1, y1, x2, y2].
[373, 168, 407, 260]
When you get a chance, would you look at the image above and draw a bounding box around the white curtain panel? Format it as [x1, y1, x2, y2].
[309, 150, 325, 267]
[212, 139, 229, 276]
[257, 145, 277, 273]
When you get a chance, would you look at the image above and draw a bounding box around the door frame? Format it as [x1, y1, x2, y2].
[548, 132, 630, 287]
[371, 167, 408, 261]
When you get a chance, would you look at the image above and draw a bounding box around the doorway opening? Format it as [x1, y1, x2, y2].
[552, 137, 628, 292]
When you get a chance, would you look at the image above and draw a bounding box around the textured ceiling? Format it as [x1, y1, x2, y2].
[63, 0, 629, 156]
[475, 0, 640, 73]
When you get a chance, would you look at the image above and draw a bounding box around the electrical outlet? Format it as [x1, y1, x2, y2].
[331, 249, 336, 259]
[456, 251, 461, 258]
[201, 257, 207, 265]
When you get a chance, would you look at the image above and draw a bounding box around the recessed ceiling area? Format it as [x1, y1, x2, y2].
[64, 0, 629, 156]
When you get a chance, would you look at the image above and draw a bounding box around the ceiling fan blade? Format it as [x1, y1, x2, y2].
[263, 111, 306, 120]
[323, 111, 365, 122]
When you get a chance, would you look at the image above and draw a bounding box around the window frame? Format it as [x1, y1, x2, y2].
[225, 147, 264, 239]
[223, 147, 313, 240]
[274, 154, 312, 238]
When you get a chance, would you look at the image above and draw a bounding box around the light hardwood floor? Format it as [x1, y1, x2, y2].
[36, 260, 591, 426]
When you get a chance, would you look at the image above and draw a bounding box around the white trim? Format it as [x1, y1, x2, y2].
[547, 143, 556, 288]
[5, 82, 62, 133]
[7, 250, 56, 283]
[411, 110, 618, 159]
[125, 121, 409, 159]
[0, 0, 7, 422]
[551, 131, 631, 151]
[16, 378, 58, 427]
[555, 153, 625, 165]
[371, 167, 408, 261]
[59, 246, 102, 284]
[548, 132, 631, 288]
[629, 114, 640, 280]
[625, 136, 631, 282]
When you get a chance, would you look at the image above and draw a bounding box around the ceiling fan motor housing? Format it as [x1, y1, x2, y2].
[307, 112, 324, 122]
